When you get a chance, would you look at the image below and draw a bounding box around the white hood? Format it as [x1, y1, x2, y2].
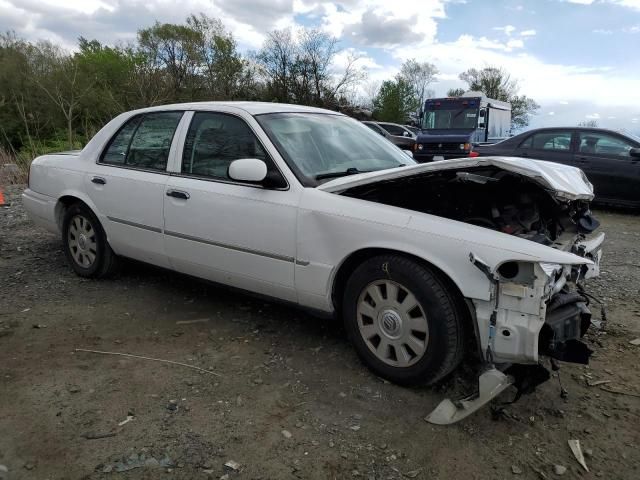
[318, 157, 594, 201]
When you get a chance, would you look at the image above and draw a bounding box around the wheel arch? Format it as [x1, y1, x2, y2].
[331, 247, 480, 354]
[54, 191, 101, 232]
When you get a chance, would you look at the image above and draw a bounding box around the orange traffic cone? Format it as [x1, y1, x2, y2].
[0, 187, 7, 207]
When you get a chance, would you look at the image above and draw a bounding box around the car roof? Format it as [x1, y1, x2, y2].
[518, 126, 631, 136]
[128, 101, 342, 116]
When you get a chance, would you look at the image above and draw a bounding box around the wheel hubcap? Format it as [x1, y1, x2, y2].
[356, 280, 429, 367]
[380, 310, 402, 339]
[67, 215, 97, 268]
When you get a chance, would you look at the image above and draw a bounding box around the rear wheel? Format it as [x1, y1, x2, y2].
[343, 254, 465, 385]
[62, 203, 119, 278]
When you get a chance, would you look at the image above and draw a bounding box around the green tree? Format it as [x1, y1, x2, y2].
[74, 38, 139, 132]
[0, 33, 63, 152]
[458, 66, 539, 130]
[32, 50, 96, 149]
[186, 14, 244, 99]
[398, 59, 438, 110]
[510, 95, 541, 130]
[373, 78, 417, 123]
[255, 27, 364, 108]
[446, 88, 465, 97]
[137, 21, 204, 100]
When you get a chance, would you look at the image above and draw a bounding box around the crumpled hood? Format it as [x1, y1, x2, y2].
[318, 156, 594, 202]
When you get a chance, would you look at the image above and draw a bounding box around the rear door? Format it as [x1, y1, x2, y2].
[515, 129, 576, 166]
[574, 131, 640, 204]
[85, 111, 184, 268]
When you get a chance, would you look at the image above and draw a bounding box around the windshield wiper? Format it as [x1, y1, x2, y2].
[315, 167, 370, 180]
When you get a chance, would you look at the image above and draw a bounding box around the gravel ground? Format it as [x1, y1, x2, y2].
[1, 184, 639, 480]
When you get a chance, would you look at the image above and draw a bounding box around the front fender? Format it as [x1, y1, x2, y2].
[298, 189, 589, 303]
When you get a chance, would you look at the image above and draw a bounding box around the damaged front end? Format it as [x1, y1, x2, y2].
[427, 245, 603, 425]
[329, 159, 605, 424]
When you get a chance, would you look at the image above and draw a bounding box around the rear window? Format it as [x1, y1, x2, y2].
[101, 112, 183, 171]
[521, 131, 572, 151]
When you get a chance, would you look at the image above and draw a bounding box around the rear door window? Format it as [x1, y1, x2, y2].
[521, 131, 573, 151]
[380, 124, 405, 136]
[102, 112, 183, 171]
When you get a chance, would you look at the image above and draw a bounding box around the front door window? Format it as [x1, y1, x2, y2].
[578, 132, 634, 157]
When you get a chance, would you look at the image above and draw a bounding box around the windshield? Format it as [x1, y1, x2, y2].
[423, 107, 479, 129]
[256, 113, 415, 186]
[621, 129, 640, 143]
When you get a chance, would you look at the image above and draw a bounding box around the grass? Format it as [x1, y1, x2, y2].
[0, 147, 28, 185]
[1, 139, 84, 186]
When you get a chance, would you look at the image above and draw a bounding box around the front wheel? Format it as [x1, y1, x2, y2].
[62, 203, 119, 278]
[343, 254, 465, 385]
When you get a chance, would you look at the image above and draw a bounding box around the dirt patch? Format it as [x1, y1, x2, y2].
[1, 185, 639, 479]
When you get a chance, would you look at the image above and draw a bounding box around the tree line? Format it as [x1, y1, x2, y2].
[0, 13, 540, 161]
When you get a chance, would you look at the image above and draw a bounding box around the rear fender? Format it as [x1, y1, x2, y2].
[55, 189, 105, 232]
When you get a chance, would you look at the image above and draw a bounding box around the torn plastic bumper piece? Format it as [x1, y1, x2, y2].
[540, 298, 594, 365]
[425, 368, 514, 425]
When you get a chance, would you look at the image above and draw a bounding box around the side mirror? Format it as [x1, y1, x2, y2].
[228, 158, 267, 183]
[402, 131, 410, 137]
[630, 147, 640, 159]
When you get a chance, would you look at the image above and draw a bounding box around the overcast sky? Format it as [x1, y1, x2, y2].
[2, 0, 640, 133]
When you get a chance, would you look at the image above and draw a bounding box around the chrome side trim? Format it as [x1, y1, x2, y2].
[107, 216, 162, 233]
[164, 229, 295, 263]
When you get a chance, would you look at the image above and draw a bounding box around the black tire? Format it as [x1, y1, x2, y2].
[342, 254, 465, 386]
[62, 202, 119, 278]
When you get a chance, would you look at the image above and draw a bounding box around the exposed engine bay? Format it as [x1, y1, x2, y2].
[341, 166, 600, 247]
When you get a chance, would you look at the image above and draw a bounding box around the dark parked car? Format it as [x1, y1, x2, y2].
[403, 125, 420, 135]
[362, 121, 415, 150]
[473, 127, 640, 208]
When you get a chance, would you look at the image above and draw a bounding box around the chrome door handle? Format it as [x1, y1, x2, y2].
[91, 176, 106, 185]
[166, 190, 190, 200]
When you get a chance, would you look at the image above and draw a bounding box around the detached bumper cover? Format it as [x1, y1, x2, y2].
[426, 368, 514, 425]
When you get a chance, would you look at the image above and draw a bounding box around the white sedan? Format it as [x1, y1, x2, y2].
[23, 102, 604, 423]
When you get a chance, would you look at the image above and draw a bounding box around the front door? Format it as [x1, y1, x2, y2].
[85, 111, 184, 268]
[574, 131, 640, 205]
[163, 111, 299, 301]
